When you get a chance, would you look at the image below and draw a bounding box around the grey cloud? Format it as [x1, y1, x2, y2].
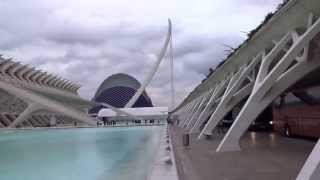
[0, 0, 282, 106]
[180, 35, 244, 76]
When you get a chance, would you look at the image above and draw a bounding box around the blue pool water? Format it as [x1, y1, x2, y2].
[0, 127, 160, 180]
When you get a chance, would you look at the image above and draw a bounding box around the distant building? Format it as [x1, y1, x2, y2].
[89, 73, 153, 115]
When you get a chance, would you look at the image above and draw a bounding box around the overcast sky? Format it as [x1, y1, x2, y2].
[0, 0, 282, 107]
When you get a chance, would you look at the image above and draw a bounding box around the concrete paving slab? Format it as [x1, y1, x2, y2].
[170, 125, 316, 180]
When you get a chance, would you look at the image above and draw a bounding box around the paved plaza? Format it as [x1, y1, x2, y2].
[170, 125, 316, 180]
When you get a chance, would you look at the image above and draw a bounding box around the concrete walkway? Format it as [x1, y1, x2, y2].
[148, 125, 179, 180]
[170, 125, 316, 180]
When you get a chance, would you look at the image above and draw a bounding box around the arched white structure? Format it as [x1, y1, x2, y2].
[125, 19, 172, 108]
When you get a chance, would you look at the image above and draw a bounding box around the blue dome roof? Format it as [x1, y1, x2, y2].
[89, 73, 153, 114]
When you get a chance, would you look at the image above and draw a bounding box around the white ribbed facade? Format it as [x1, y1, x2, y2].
[0, 56, 96, 128]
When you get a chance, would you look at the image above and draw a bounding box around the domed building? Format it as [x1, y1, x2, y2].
[89, 73, 153, 114]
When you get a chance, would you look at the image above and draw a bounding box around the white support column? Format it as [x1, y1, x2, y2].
[50, 77, 61, 87]
[182, 97, 203, 128]
[186, 91, 212, 129]
[22, 67, 36, 81]
[8, 103, 41, 128]
[53, 78, 62, 87]
[37, 72, 48, 85]
[1, 114, 13, 126]
[65, 82, 75, 91]
[50, 116, 57, 126]
[30, 70, 43, 83]
[60, 80, 70, 89]
[33, 116, 46, 126]
[39, 115, 50, 125]
[199, 53, 263, 138]
[29, 116, 41, 127]
[217, 14, 320, 152]
[0, 120, 5, 128]
[0, 79, 97, 126]
[35, 72, 47, 84]
[16, 65, 30, 80]
[184, 96, 206, 128]
[56, 79, 68, 88]
[189, 80, 227, 134]
[0, 60, 15, 73]
[26, 118, 36, 127]
[44, 75, 56, 86]
[8, 63, 23, 79]
[179, 101, 195, 127]
[178, 103, 192, 127]
[296, 139, 320, 180]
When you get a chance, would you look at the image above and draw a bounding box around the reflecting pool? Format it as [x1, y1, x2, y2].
[0, 127, 160, 180]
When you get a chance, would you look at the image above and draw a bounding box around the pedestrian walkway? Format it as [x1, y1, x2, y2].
[170, 125, 316, 180]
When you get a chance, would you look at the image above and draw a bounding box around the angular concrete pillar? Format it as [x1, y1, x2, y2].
[9, 103, 41, 128]
[297, 139, 320, 180]
[182, 97, 203, 128]
[199, 53, 262, 138]
[186, 91, 212, 129]
[217, 14, 320, 152]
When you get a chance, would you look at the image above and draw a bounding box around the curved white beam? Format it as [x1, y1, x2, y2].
[38, 72, 49, 84]
[8, 62, 23, 78]
[0, 59, 15, 73]
[35, 72, 47, 84]
[62, 81, 73, 89]
[58, 79, 69, 89]
[53, 78, 62, 87]
[30, 70, 43, 83]
[43, 74, 55, 86]
[48, 76, 59, 86]
[16, 65, 29, 80]
[125, 19, 172, 108]
[21, 67, 35, 81]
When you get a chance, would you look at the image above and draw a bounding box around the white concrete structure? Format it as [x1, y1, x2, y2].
[0, 56, 98, 128]
[125, 19, 172, 108]
[172, 1, 320, 179]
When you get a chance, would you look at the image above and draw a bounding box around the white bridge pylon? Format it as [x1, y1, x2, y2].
[125, 19, 172, 108]
[97, 19, 173, 120]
